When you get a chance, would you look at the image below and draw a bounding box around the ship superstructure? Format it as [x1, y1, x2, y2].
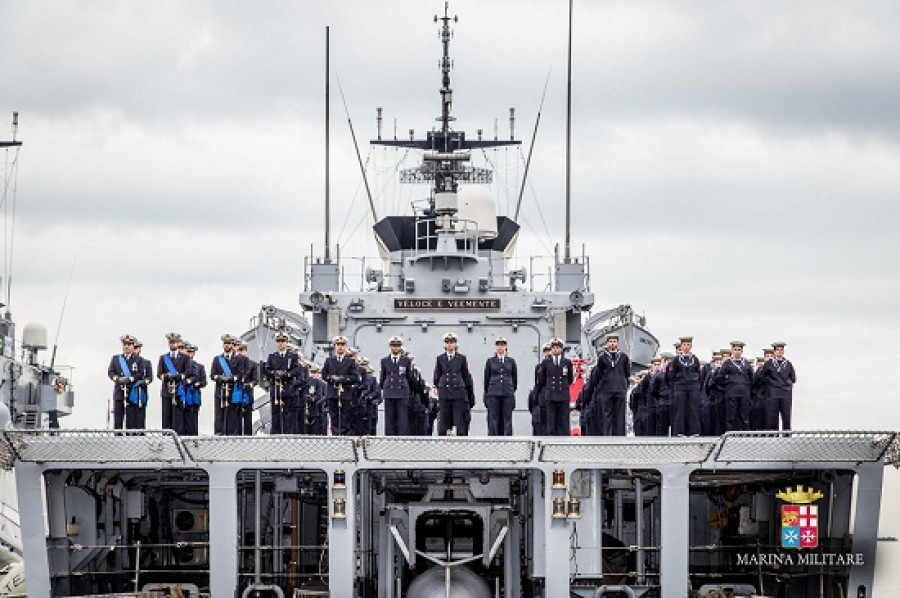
[242, 3, 658, 435]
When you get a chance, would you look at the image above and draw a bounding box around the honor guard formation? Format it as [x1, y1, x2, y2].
[108, 332, 794, 437]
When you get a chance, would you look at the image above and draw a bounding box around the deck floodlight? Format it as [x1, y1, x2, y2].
[332, 498, 347, 519]
[567, 497, 582, 519]
[552, 497, 567, 519]
[552, 469, 566, 489]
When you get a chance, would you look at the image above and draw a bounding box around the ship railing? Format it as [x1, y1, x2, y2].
[412, 216, 481, 260]
[300, 252, 589, 294]
[46, 539, 212, 578]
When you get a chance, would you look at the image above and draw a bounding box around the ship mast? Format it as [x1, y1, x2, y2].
[564, 0, 573, 262]
[437, 3, 455, 143]
[324, 27, 332, 262]
[0, 112, 20, 149]
[2, 112, 22, 318]
[370, 3, 519, 214]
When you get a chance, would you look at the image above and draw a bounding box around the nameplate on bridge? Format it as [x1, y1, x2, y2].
[393, 298, 501, 310]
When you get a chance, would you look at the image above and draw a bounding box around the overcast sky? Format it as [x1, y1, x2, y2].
[2, 0, 900, 582]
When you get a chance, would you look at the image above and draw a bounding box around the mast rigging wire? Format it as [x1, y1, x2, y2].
[335, 74, 378, 223]
[515, 67, 552, 221]
[50, 251, 77, 370]
[2, 144, 21, 311]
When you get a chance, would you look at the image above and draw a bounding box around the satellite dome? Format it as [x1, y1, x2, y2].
[457, 186, 498, 239]
[22, 322, 48, 350]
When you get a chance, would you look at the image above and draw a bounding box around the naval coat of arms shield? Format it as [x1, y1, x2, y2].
[781, 504, 819, 548]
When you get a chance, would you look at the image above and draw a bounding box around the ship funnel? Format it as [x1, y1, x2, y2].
[22, 322, 48, 351]
[458, 187, 498, 239]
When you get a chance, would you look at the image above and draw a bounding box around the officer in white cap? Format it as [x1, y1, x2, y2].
[380, 336, 416, 435]
[210, 333, 246, 435]
[127, 338, 154, 430]
[483, 337, 518, 436]
[108, 334, 138, 430]
[265, 331, 303, 435]
[529, 342, 553, 435]
[433, 332, 475, 435]
[322, 335, 360, 435]
[158, 332, 192, 431]
[182, 342, 206, 436]
[304, 363, 328, 435]
[234, 339, 258, 436]
[535, 338, 573, 436]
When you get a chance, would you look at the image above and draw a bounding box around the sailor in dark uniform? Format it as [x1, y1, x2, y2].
[651, 353, 674, 436]
[708, 349, 730, 434]
[182, 343, 206, 436]
[304, 364, 328, 435]
[157, 332, 192, 431]
[628, 372, 645, 436]
[339, 347, 365, 434]
[760, 341, 796, 431]
[751, 347, 774, 430]
[322, 336, 360, 436]
[289, 344, 309, 433]
[108, 334, 138, 430]
[575, 364, 597, 436]
[406, 364, 422, 436]
[483, 337, 518, 436]
[127, 338, 153, 430]
[407, 364, 428, 436]
[167, 338, 192, 435]
[357, 358, 380, 435]
[535, 338, 573, 436]
[433, 332, 475, 436]
[210, 334, 246, 436]
[699, 351, 719, 435]
[426, 382, 440, 436]
[715, 341, 754, 431]
[265, 332, 302, 435]
[235, 339, 259, 435]
[588, 334, 631, 436]
[750, 355, 768, 430]
[528, 343, 552, 435]
[380, 336, 416, 435]
[667, 336, 702, 436]
[636, 357, 660, 437]
[342, 351, 365, 435]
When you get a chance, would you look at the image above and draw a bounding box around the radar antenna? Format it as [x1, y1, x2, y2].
[436, 1, 458, 141]
[371, 4, 520, 211]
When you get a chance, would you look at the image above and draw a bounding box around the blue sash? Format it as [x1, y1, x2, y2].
[185, 381, 201, 407]
[117, 355, 146, 406]
[163, 354, 186, 403]
[217, 355, 245, 405]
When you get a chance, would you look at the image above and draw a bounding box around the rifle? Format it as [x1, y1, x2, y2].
[221, 377, 232, 410]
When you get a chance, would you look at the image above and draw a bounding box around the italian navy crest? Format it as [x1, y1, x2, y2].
[778, 485, 824, 549]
